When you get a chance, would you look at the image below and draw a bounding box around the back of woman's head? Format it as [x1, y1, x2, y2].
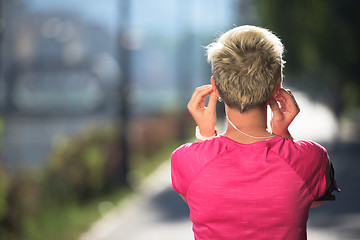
[206, 25, 285, 112]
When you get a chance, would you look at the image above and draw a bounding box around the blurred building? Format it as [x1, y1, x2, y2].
[0, 0, 239, 168]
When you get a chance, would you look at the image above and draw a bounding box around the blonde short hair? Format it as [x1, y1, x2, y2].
[206, 25, 285, 112]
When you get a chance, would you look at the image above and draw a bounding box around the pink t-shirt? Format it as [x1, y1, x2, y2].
[171, 135, 328, 240]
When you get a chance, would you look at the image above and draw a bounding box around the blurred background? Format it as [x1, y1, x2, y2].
[0, 0, 359, 239]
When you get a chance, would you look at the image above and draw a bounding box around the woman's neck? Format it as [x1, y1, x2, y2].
[224, 104, 276, 144]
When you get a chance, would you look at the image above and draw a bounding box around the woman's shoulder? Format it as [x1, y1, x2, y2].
[171, 136, 226, 162]
[292, 139, 327, 155]
[268, 137, 328, 163]
[173, 136, 219, 151]
[293, 138, 325, 147]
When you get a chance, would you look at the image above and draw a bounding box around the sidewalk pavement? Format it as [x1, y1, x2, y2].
[79, 160, 193, 240]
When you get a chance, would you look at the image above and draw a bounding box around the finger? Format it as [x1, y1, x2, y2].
[196, 88, 213, 109]
[275, 88, 299, 111]
[276, 88, 295, 103]
[188, 85, 212, 108]
[269, 97, 281, 117]
[193, 85, 213, 102]
[274, 88, 287, 100]
[207, 91, 217, 112]
[285, 89, 300, 110]
[190, 85, 211, 100]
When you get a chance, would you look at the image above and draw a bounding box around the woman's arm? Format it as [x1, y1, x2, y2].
[269, 89, 339, 207]
[310, 157, 331, 208]
[311, 156, 340, 208]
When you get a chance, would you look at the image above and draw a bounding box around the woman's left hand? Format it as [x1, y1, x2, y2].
[187, 85, 218, 137]
[269, 88, 300, 139]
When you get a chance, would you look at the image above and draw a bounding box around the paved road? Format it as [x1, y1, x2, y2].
[80, 91, 360, 240]
[80, 161, 193, 240]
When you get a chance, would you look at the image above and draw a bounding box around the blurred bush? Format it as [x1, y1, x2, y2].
[0, 117, 7, 222]
[0, 167, 8, 220]
[0, 113, 190, 239]
[128, 114, 190, 154]
[0, 124, 123, 239]
[0, 165, 10, 233]
[0, 170, 42, 239]
[44, 125, 123, 204]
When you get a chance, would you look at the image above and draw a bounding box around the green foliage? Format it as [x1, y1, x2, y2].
[44, 125, 123, 204]
[0, 124, 124, 239]
[0, 166, 9, 221]
[0, 116, 8, 221]
[0, 117, 11, 236]
[23, 188, 131, 240]
[0, 168, 42, 239]
[0, 114, 184, 239]
[255, 0, 360, 113]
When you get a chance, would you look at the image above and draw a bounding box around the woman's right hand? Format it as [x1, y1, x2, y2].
[187, 85, 218, 137]
[269, 88, 300, 139]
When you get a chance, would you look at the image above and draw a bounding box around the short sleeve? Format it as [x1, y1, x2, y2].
[171, 137, 226, 199]
[314, 148, 329, 200]
[315, 161, 341, 201]
[295, 141, 329, 201]
[171, 144, 195, 198]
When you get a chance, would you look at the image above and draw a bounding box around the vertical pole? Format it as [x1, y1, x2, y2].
[117, 0, 131, 186]
[176, 0, 194, 141]
[0, 0, 3, 113]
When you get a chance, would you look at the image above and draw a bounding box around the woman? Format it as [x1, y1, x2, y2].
[171, 25, 339, 240]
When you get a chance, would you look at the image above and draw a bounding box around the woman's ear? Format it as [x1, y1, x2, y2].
[210, 76, 220, 97]
[271, 81, 282, 98]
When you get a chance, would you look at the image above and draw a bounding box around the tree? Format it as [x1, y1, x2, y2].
[255, 0, 360, 115]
